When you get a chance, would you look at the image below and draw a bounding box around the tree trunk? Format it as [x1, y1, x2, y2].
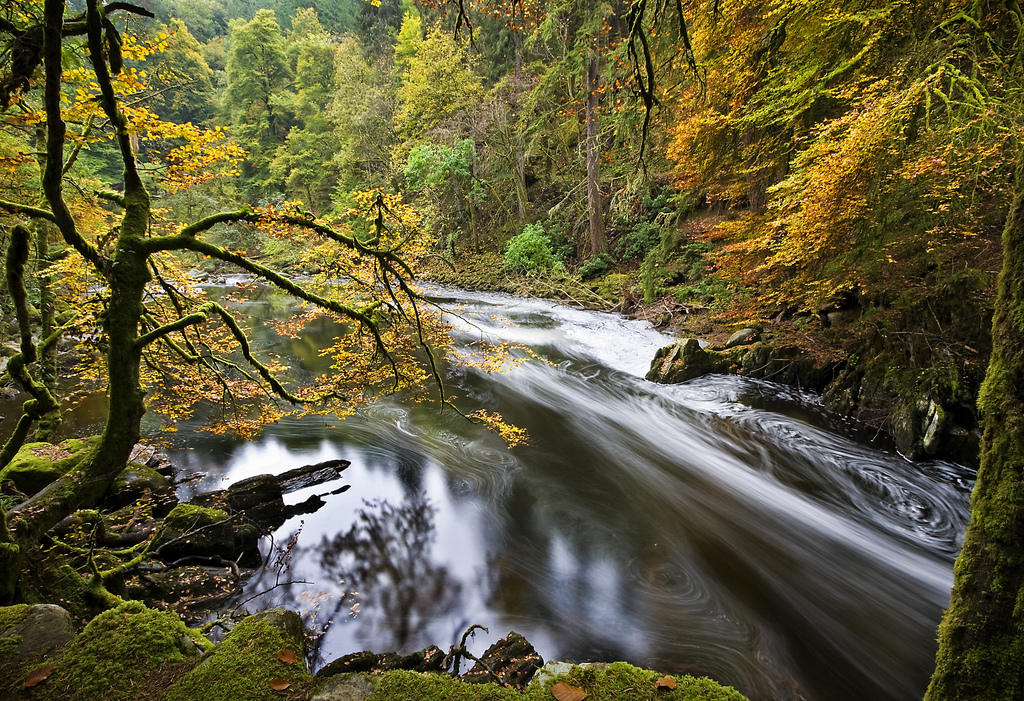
[586, 49, 605, 254]
[924, 150, 1024, 700]
[34, 125, 60, 441]
[7, 0, 150, 551]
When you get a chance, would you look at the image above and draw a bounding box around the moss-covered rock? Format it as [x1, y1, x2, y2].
[154, 503, 260, 565]
[0, 437, 99, 495]
[165, 609, 314, 701]
[0, 604, 75, 663]
[13, 600, 208, 701]
[365, 661, 749, 701]
[647, 338, 730, 383]
[0, 604, 30, 662]
[103, 464, 177, 515]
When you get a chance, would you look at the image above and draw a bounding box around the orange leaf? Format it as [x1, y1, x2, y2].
[277, 649, 298, 664]
[552, 681, 588, 701]
[269, 678, 290, 691]
[656, 675, 678, 689]
[23, 665, 55, 688]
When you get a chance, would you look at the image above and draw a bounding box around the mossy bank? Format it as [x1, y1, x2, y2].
[0, 601, 749, 701]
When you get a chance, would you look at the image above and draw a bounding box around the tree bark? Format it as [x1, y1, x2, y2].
[585, 7, 605, 255]
[924, 150, 1024, 700]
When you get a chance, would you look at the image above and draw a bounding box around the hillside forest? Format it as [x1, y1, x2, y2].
[1, 0, 1024, 698]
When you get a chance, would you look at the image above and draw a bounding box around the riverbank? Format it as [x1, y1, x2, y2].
[1, 601, 750, 701]
[420, 235, 991, 466]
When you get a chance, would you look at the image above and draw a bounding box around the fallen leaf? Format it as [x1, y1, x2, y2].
[277, 649, 298, 664]
[23, 665, 55, 688]
[269, 678, 290, 691]
[656, 675, 678, 690]
[552, 681, 588, 701]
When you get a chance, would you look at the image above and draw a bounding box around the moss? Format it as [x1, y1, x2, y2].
[21, 600, 204, 701]
[370, 671, 524, 700]
[0, 437, 100, 495]
[365, 662, 748, 701]
[0, 634, 21, 661]
[0, 604, 28, 663]
[165, 615, 314, 701]
[0, 603, 30, 630]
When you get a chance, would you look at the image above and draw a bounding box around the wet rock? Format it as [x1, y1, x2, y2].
[726, 328, 760, 348]
[127, 565, 239, 623]
[317, 646, 447, 678]
[191, 462, 347, 533]
[646, 338, 726, 384]
[462, 631, 543, 688]
[278, 459, 350, 493]
[0, 604, 75, 663]
[921, 399, 948, 455]
[312, 675, 377, 701]
[153, 503, 260, 566]
[250, 608, 307, 656]
[103, 464, 178, 515]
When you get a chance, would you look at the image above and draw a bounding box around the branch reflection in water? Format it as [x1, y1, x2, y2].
[244, 494, 463, 663]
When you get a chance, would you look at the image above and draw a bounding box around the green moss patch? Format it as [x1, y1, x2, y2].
[20, 600, 205, 701]
[165, 615, 314, 701]
[0, 437, 100, 495]
[0, 603, 31, 631]
[367, 661, 748, 701]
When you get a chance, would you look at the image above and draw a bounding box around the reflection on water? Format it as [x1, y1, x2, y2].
[6, 285, 971, 701]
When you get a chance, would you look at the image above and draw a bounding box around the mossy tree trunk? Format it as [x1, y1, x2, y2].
[3, 0, 151, 582]
[924, 151, 1024, 699]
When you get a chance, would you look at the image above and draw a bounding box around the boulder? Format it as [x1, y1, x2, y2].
[164, 609, 313, 701]
[0, 436, 99, 495]
[103, 464, 178, 515]
[726, 328, 760, 348]
[153, 504, 260, 565]
[312, 675, 377, 701]
[646, 338, 727, 384]
[0, 604, 75, 663]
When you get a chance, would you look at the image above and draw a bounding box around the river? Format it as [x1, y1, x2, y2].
[7, 285, 974, 701]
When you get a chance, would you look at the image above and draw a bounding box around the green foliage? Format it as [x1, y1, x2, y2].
[640, 239, 714, 304]
[578, 252, 614, 280]
[223, 9, 293, 197]
[616, 220, 661, 263]
[404, 140, 475, 190]
[143, 19, 216, 125]
[504, 223, 560, 273]
[395, 27, 484, 143]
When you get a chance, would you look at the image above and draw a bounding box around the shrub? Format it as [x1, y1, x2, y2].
[578, 253, 614, 280]
[615, 220, 662, 263]
[504, 224, 559, 274]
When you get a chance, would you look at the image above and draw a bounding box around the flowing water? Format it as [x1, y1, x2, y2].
[6, 285, 974, 701]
